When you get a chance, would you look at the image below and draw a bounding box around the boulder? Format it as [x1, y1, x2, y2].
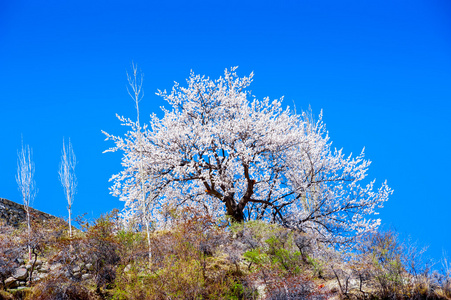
[12, 268, 28, 280]
[5, 277, 18, 289]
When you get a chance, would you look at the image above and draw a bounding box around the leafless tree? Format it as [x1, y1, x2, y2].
[126, 63, 153, 262]
[59, 138, 77, 238]
[16, 139, 37, 260]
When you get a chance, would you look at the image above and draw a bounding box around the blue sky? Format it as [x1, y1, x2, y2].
[1, 0, 450, 264]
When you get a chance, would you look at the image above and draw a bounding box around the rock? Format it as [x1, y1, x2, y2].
[85, 263, 94, 271]
[72, 265, 81, 273]
[12, 268, 28, 280]
[73, 272, 81, 279]
[50, 263, 62, 271]
[35, 260, 43, 266]
[5, 277, 18, 289]
[81, 274, 93, 280]
[25, 264, 32, 270]
[124, 264, 132, 272]
[253, 279, 267, 299]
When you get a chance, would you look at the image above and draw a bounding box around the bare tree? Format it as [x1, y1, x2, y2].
[16, 139, 37, 260]
[59, 138, 77, 238]
[126, 63, 153, 262]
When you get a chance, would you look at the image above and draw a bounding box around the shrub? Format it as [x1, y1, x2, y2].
[265, 274, 329, 300]
[113, 208, 238, 299]
[78, 210, 122, 291]
[30, 275, 96, 300]
[0, 221, 22, 290]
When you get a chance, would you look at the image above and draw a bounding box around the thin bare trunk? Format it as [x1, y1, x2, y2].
[128, 63, 152, 262]
[68, 205, 72, 238]
[26, 208, 31, 260]
[145, 221, 151, 262]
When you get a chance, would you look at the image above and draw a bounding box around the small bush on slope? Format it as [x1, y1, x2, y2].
[112, 208, 243, 299]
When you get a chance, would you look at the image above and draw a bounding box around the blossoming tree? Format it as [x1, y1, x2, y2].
[104, 67, 392, 245]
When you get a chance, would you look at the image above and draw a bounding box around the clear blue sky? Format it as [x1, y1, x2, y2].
[1, 0, 450, 264]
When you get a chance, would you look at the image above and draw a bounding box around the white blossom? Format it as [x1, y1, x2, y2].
[103, 67, 392, 246]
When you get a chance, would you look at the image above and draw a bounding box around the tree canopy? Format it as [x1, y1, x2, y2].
[103, 67, 392, 245]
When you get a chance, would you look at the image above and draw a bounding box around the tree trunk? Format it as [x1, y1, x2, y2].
[145, 221, 152, 264]
[68, 206, 72, 238]
[224, 195, 244, 222]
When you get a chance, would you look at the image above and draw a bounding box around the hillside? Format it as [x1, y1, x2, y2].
[1, 207, 450, 300]
[0, 198, 58, 228]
